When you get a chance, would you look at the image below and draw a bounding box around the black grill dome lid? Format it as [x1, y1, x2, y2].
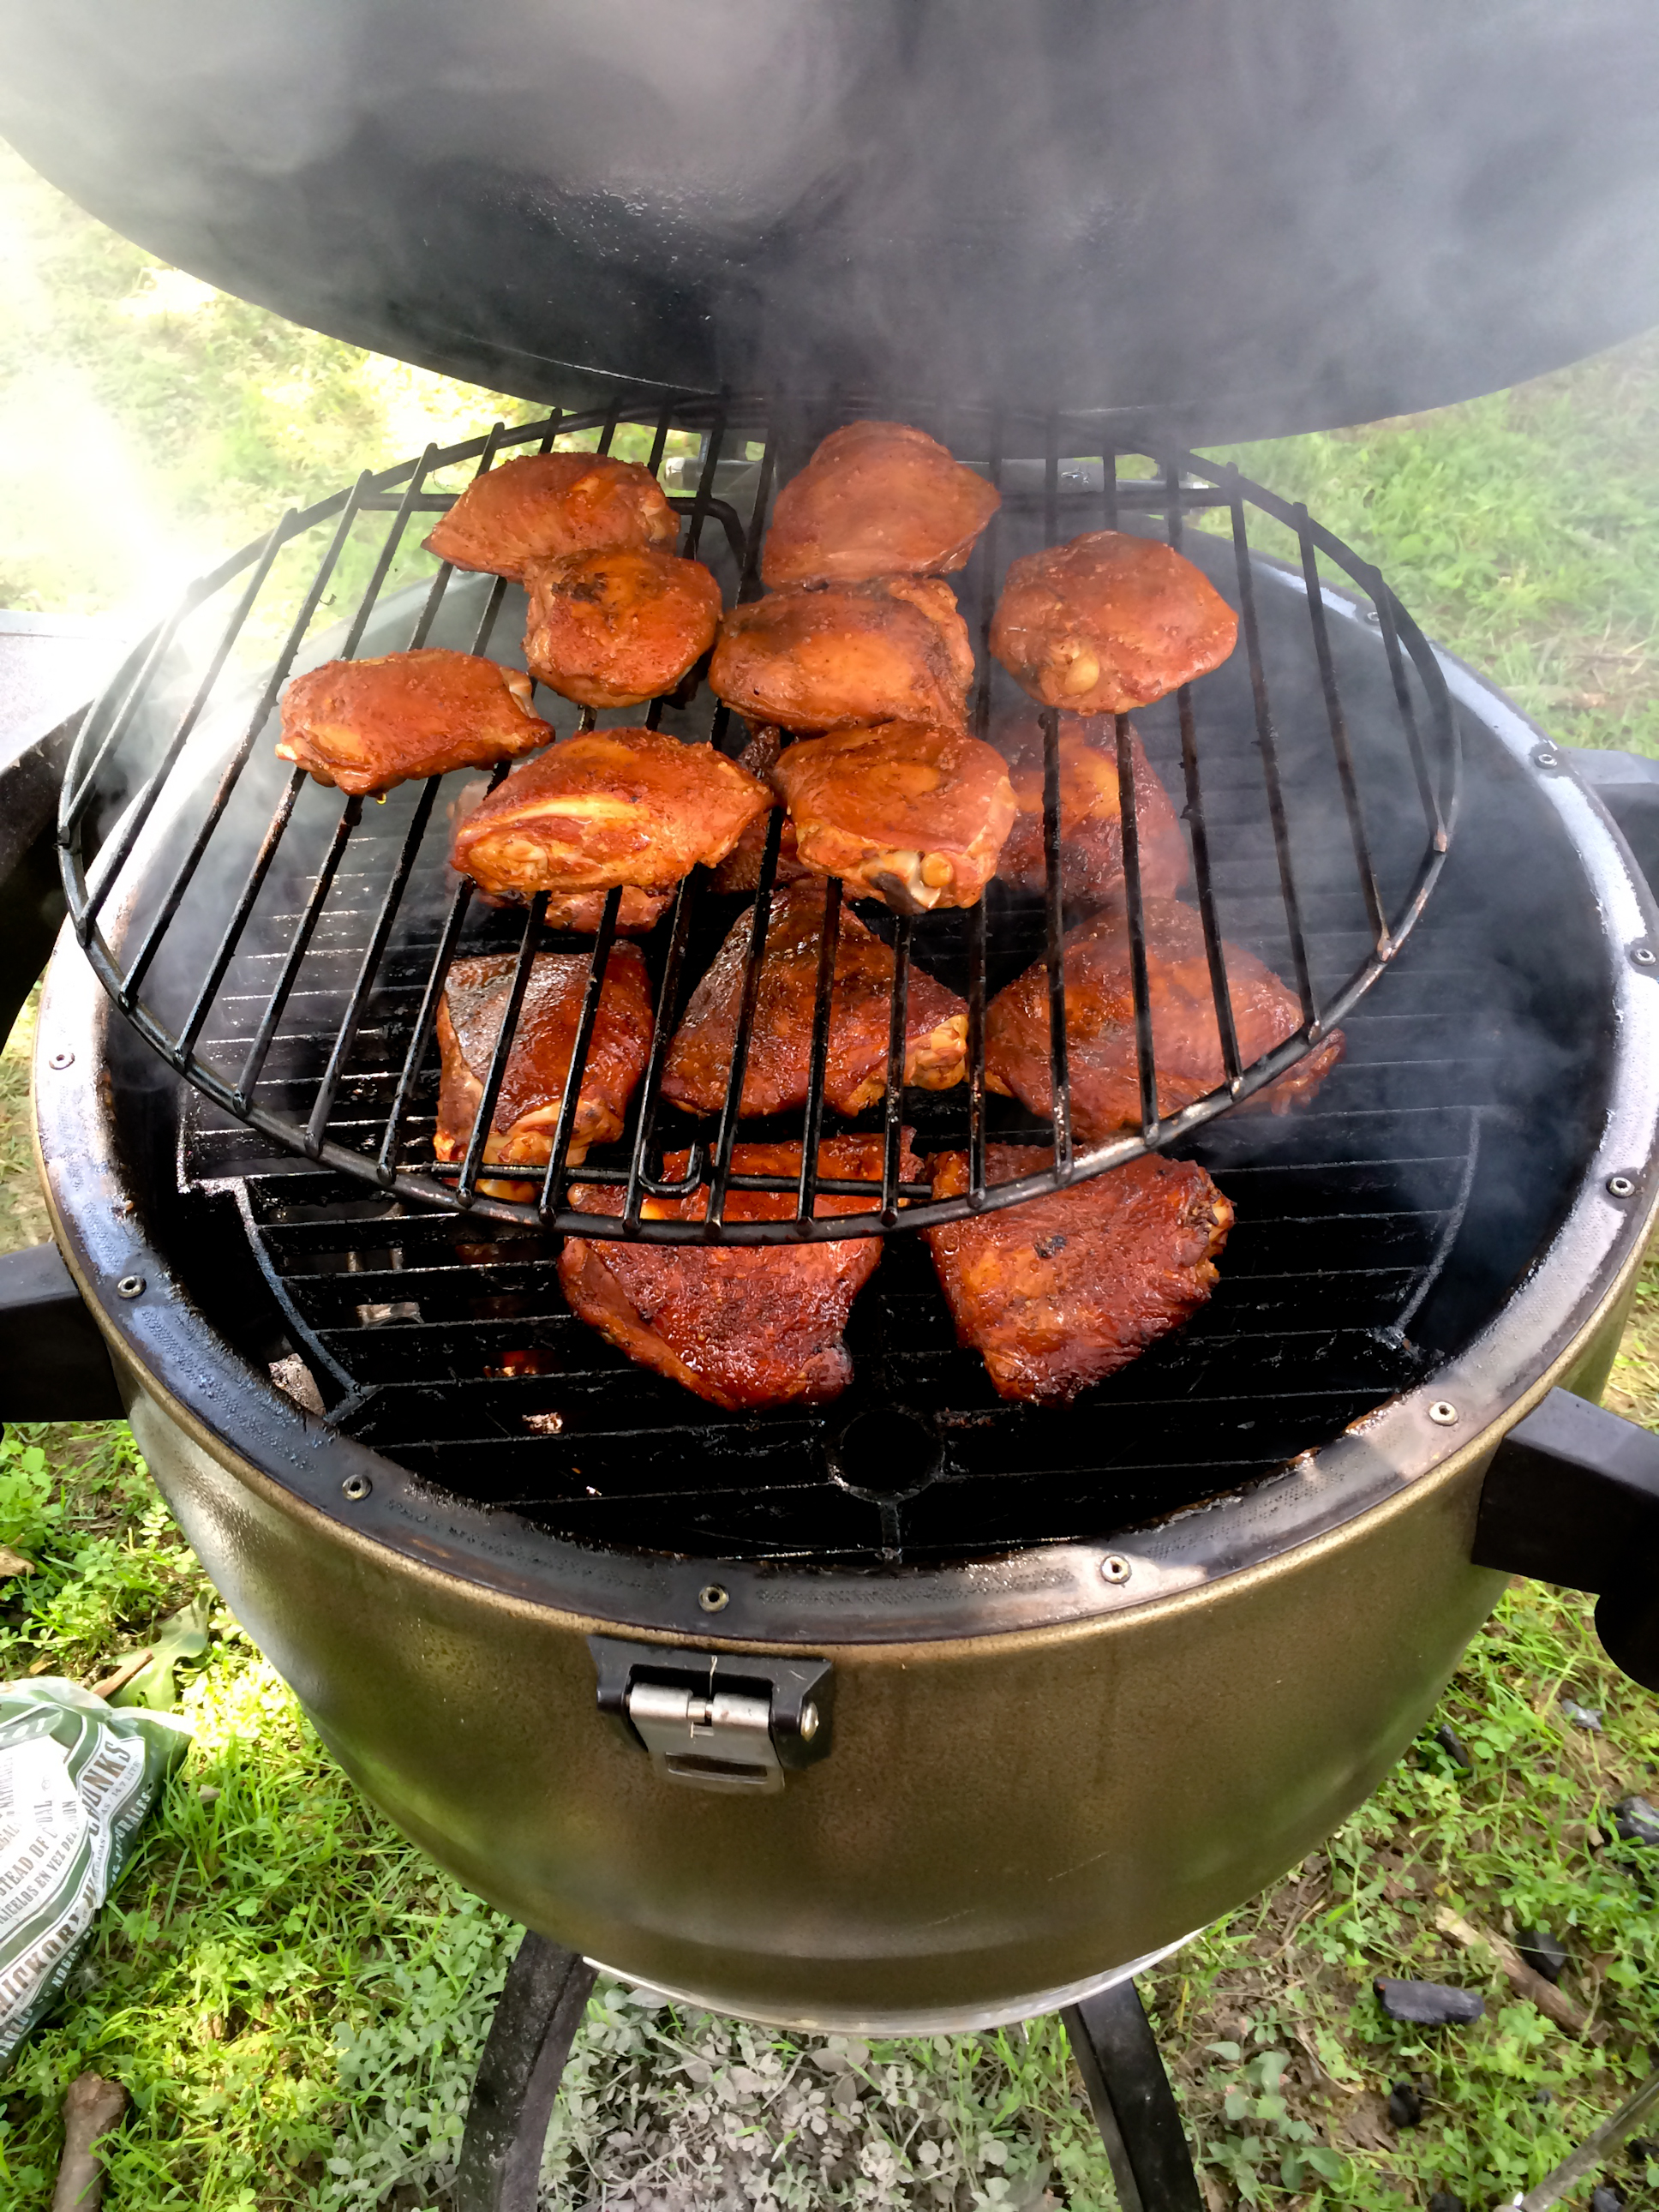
[2, 0, 1659, 441]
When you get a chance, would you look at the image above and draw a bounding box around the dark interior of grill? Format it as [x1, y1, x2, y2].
[74, 411, 1616, 1568]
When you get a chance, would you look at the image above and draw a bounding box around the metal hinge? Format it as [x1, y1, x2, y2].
[590, 1636, 833, 1796]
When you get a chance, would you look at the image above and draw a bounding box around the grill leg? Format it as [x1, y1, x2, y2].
[1062, 1979, 1204, 2212]
[454, 1933, 597, 2212]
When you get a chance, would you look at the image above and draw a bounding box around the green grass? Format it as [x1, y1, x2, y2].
[6, 137, 1659, 2209]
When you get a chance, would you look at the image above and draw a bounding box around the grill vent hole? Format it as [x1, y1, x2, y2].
[825, 1409, 944, 1502]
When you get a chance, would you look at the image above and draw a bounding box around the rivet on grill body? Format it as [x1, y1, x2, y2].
[48, 1049, 74, 1070]
[1632, 944, 1658, 969]
[342, 1474, 371, 1502]
[799, 1701, 819, 1742]
[115, 1274, 145, 1299]
[1428, 1400, 1459, 1426]
[1101, 1554, 1133, 1585]
[1608, 1174, 1638, 1199]
[1532, 745, 1560, 772]
[698, 1584, 729, 1614]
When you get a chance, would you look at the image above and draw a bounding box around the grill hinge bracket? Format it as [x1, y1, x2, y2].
[590, 1635, 832, 1797]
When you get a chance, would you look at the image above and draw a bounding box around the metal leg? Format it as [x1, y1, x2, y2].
[454, 1933, 598, 2212]
[1062, 1979, 1204, 2212]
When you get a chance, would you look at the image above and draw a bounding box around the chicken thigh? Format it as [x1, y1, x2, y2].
[710, 577, 973, 732]
[662, 879, 967, 1118]
[991, 531, 1237, 714]
[761, 420, 1000, 588]
[559, 1134, 916, 1408]
[995, 712, 1188, 908]
[925, 1148, 1233, 1403]
[277, 649, 549, 796]
[523, 546, 722, 709]
[425, 451, 678, 581]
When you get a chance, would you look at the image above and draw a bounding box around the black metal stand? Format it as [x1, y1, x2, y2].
[454, 1938, 1203, 2212]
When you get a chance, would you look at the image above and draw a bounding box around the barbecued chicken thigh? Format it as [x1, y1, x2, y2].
[434, 946, 654, 1181]
[925, 1148, 1233, 1403]
[276, 649, 550, 796]
[710, 577, 973, 732]
[985, 897, 1343, 1139]
[991, 531, 1237, 714]
[761, 420, 1000, 588]
[424, 452, 678, 582]
[662, 880, 967, 1118]
[523, 546, 722, 709]
[770, 720, 1016, 914]
[995, 712, 1188, 908]
[710, 726, 808, 893]
[559, 1135, 916, 1408]
[450, 728, 771, 908]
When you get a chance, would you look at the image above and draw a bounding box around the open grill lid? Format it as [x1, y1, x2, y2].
[58, 400, 1456, 1245]
[3, 2, 1659, 437]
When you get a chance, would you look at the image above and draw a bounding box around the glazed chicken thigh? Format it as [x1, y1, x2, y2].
[434, 945, 654, 1176]
[770, 720, 1016, 914]
[523, 546, 722, 709]
[662, 879, 967, 1119]
[277, 649, 549, 796]
[925, 1148, 1233, 1404]
[710, 577, 973, 732]
[559, 1135, 917, 1408]
[991, 531, 1238, 714]
[761, 420, 1000, 588]
[450, 728, 770, 908]
[424, 452, 678, 582]
[985, 897, 1344, 1140]
[995, 712, 1188, 908]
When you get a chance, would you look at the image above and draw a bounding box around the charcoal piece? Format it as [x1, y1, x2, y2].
[1428, 2196, 1465, 2212]
[1386, 2079, 1422, 2128]
[1562, 1698, 1604, 1732]
[1612, 1795, 1659, 1848]
[1374, 1978, 1485, 2026]
[1435, 1723, 1471, 1770]
[1514, 1927, 1568, 1983]
[1590, 2188, 1625, 2212]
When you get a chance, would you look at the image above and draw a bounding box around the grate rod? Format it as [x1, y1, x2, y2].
[178, 766, 306, 1059]
[1116, 712, 1160, 1139]
[796, 875, 842, 1221]
[705, 806, 785, 1232]
[454, 892, 550, 1208]
[1040, 706, 1074, 1174]
[1373, 581, 1448, 849]
[966, 896, 988, 1205]
[682, 410, 729, 566]
[1100, 447, 1120, 533]
[623, 873, 704, 1233]
[375, 876, 478, 1188]
[1297, 516, 1389, 953]
[1226, 483, 1317, 1028]
[405, 423, 507, 651]
[234, 793, 363, 1106]
[1176, 683, 1243, 1091]
[537, 887, 624, 1220]
[881, 913, 913, 1222]
[304, 779, 440, 1157]
[340, 447, 436, 660]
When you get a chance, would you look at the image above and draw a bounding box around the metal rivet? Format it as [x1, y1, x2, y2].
[1428, 1400, 1459, 1426]
[1101, 1554, 1133, 1585]
[1634, 946, 1657, 968]
[1608, 1175, 1638, 1199]
[48, 1050, 74, 1070]
[115, 1274, 145, 1299]
[799, 1701, 819, 1742]
[698, 1583, 729, 1613]
[341, 1474, 371, 1502]
[1533, 745, 1560, 771]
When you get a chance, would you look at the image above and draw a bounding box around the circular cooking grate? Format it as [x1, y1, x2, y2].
[59, 398, 1458, 1244]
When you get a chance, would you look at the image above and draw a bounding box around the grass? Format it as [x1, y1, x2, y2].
[4, 138, 1659, 2210]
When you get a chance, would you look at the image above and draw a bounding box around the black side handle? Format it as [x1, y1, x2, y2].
[1476, 1388, 1659, 1692]
[0, 1244, 124, 1421]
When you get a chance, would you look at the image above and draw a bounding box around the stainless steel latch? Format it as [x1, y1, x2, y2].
[590, 1636, 833, 1798]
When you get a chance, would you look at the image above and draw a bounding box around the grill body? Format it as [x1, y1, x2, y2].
[34, 644, 1659, 2027]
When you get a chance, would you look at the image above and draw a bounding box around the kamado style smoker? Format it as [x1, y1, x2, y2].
[7, 7, 1659, 2207]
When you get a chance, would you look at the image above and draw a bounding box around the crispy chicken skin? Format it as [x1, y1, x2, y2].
[450, 728, 771, 905]
[662, 879, 967, 1118]
[710, 577, 973, 732]
[925, 1148, 1233, 1403]
[995, 712, 1187, 908]
[559, 1135, 918, 1408]
[770, 720, 1016, 914]
[985, 897, 1345, 1139]
[424, 452, 678, 582]
[761, 421, 1001, 589]
[434, 946, 653, 1173]
[276, 649, 549, 797]
[523, 547, 723, 709]
[991, 531, 1238, 714]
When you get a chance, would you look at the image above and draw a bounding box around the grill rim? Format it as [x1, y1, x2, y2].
[33, 645, 1659, 1644]
[56, 400, 1460, 1244]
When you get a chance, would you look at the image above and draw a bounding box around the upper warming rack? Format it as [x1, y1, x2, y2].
[58, 396, 1458, 1245]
